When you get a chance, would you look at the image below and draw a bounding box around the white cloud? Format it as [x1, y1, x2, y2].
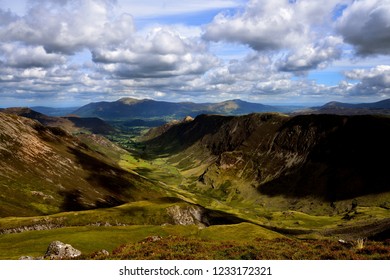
[204, 0, 347, 51]
[0, 0, 389, 106]
[92, 26, 219, 78]
[336, 0, 390, 55]
[0, 43, 65, 68]
[277, 36, 343, 73]
[204, 0, 309, 51]
[0, 0, 134, 54]
[344, 65, 390, 96]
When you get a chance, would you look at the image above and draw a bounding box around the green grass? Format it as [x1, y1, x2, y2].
[198, 223, 285, 241]
[0, 225, 197, 259]
[0, 223, 285, 260]
[0, 199, 193, 231]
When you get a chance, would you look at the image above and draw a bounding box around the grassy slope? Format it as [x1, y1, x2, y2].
[0, 223, 284, 259]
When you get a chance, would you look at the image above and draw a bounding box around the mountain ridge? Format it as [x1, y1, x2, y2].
[299, 98, 390, 115]
[143, 113, 390, 212]
[0, 107, 115, 134]
[72, 98, 278, 120]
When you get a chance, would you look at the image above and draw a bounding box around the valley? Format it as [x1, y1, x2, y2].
[0, 99, 389, 260]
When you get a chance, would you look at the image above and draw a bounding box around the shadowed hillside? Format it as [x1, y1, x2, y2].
[143, 113, 390, 206]
[0, 112, 161, 217]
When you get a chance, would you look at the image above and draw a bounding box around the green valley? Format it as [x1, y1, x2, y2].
[0, 104, 389, 260]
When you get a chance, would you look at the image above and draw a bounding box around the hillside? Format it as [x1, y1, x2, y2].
[0, 107, 115, 135]
[72, 98, 278, 120]
[144, 113, 390, 214]
[0, 112, 161, 217]
[299, 98, 390, 115]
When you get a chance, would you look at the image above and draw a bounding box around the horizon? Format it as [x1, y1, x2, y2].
[1, 1, 390, 107]
[2, 95, 389, 110]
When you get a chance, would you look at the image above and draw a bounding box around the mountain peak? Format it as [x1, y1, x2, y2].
[323, 101, 343, 107]
[117, 97, 143, 105]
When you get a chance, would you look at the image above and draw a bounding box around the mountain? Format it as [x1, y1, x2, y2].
[62, 116, 116, 134]
[31, 106, 80, 117]
[0, 107, 115, 134]
[322, 99, 390, 109]
[72, 98, 278, 120]
[299, 98, 390, 115]
[0, 112, 160, 217]
[144, 113, 390, 213]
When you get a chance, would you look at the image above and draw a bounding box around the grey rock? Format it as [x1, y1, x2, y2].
[142, 236, 162, 243]
[19, 256, 44, 260]
[167, 205, 209, 227]
[44, 241, 81, 260]
[19, 256, 34, 260]
[91, 249, 110, 258]
[100, 249, 110, 256]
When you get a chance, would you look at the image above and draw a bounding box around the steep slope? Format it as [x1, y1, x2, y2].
[72, 98, 278, 120]
[0, 112, 161, 217]
[144, 113, 390, 212]
[1, 107, 115, 134]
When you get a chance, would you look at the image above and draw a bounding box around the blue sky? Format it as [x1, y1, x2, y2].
[0, 0, 390, 107]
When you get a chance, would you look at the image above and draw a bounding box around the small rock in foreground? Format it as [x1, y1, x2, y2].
[44, 241, 81, 260]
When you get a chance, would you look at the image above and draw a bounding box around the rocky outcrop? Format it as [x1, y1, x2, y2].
[44, 241, 81, 260]
[0, 223, 61, 234]
[166, 205, 209, 227]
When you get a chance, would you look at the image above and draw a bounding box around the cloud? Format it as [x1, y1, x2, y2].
[277, 36, 343, 73]
[203, 0, 345, 51]
[203, 0, 349, 74]
[0, 43, 65, 68]
[92, 26, 219, 78]
[0, 0, 389, 106]
[344, 65, 390, 96]
[116, 0, 243, 18]
[0, 7, 18, 26]
[0, 0, 134, 55]
[204, 0, 307, 51]
[336, 0, 390, 55]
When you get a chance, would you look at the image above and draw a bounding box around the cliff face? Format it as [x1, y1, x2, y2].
[145, 113, 390, 203]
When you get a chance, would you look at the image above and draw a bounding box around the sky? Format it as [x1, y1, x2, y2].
[0, 0, 390, 107]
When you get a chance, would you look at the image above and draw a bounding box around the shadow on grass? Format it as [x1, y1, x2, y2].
[59, 147, 160, 212]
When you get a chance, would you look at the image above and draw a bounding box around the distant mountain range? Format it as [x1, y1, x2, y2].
[72, 98, 283, 120]
[70, 97, 390, 120]
[299, 98, 390, 115]
[3, 97, 390, 126]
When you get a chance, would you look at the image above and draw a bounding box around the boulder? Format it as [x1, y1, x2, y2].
[44, 241, 81, 260]
[166, 205, 209, 227]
